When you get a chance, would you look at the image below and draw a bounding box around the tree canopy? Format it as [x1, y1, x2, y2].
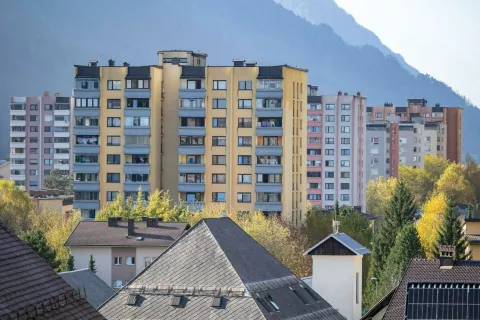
[43, 169, 73, 195]
[417, 192, 448, 258]
[20, 227, 60, 270]
[366, 177, 396, 216]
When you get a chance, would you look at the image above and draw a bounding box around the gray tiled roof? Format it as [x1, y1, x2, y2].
[99, 218, 346, 320]
[65, 221, 188, 247]
[59, 269, 116, 309]
[0, 223, 104, 320]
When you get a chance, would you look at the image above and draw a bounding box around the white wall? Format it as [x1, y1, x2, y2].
[311, 255, 363, 320]
[135, 247, 166, 275]
[71, 247, 112, 287]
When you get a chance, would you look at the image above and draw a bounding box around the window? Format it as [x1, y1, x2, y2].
[29, 169, 38, 176]
[237, 192, 251, 203]
[325, 138, 334, 144]
[44, 126, 52, 133]
[257, 80, 282, 90]
[325, 126, 334, 133]
[187, 80, 202, 89]
[54, 126, 69, 132]
[211, 155, 226, 165]
[238, 155, 252, 165]
[341, 149, 350, 156]
[212, 136, 226, 146]
[213, 80, 227, 90]
[30, 104, 38, 111]
[54, 159, 69, 165]
[30, 126, 38, 132]
[341, 160, 350, 167]
[43, 148, 53, 154]
[308, 137, 320, 144]
[107, 117, 121, 127]
[212, 174, 226, 184]
[325, 149, 334, 156]
[375, 112, 383, 118]
[30, 148, 38, 154]
[127, 98, 149, 108]
[144, 257, 155, 268]
[125, 174, 149, 182]
[256, 192, 281, 202]
[29, 115, 38, 121]
[238, 174, 252, 184]
[107, 154, 121, 164]
[29, 181, 38, 187]
[180, 136, 204, 146]
[180, 117, 204, 127]
[107, 136, 121, 146]
[371, 137, 379, 145]
[74, 173, 98, 182]
[212, 99, 226, 109]
[75, 155, 98, 164]
[107, 80, 121, 90]
[341, 183, 350, 190]
[212, 118, 226, 128]
[325, 183, 334, 190]
[107, 99, 121, 109]
[308, 194, 321, 200]
[309, 183, 320, 189]
[341, 126, 350, 133]
[325, 172, 334, 178]
[325, 194, 334, 201]
[326, 115, 335, 122]
[307, 149, 321, 155]
[238, 118, 252, 128]
[44, 170, 51, 176]
[126, 257, 136, 265]
[212, 192, 226, 202]
[308, 104, 320, 110]
[341, 138, 350, 144]
[325, 104, 335, 110]
[75, 98, 99, 108]
[107, 173, 120, 183]
[105, 191, 118, 202]
[238, 136, 252, 146]
[75, 117, 99, 127]
[126, 79, 149, 89]
[114, 257, 122, 265]
[126, 116, 150, 127]
[308, 126, 321, 133]
[238, 80, 252, 90]
[238, 99, 252, 109]
[307, 172, 321, 177]
[75, 135, 98, 145]
[341, 115, 350, 122]
[44, 115, 53, 122]
[325, 160, 334, 167]
[341, 104, 351, 110]
[341, 194, 350, 201]
[257, 174, 281, 183]
[74, 191, 99, 201]
[55, 148, 69, 154]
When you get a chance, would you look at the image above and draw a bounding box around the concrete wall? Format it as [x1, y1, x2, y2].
[111, 247, 136, 287]
[135, 247, 166, 275]
[70, 246, 112, 286]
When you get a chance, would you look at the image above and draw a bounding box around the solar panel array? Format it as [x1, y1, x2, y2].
[406, 283, 480, 319]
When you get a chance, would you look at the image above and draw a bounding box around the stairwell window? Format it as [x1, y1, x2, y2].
[212, 192, 226, 202]
[126, 79, 149, 89]
[212, 174, 226, 184]
[325, 104, 335, 110]
[213, 80, 227, 90]
[107, 80, 121, 90]
[238, 81, 252, 90]
[238, 136, 252, 146]
[237, 192, 251, 203]
[212, 99, 226, 109]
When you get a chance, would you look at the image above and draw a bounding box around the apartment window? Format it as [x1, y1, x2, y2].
[30, 148, 38, 154]
[180, 117, 204, 127]
[237, 174, 252, 184]
[114, 257, 122, 265]
[325, 194, 334, 201]
[341, 194, 350, 201]
[106, 191, 118, 202]
[212, 118, 226, 128]
[341, 160, 350, 167]
[127, 79, 149, 89]
[187, 80, 202, 89]
[74, 192, 99, 201]
[238, 81, 252, 90]
[341, 183, 350, 190]
[75, 155, 98, 164]
[29, 169, 38, 176]
[325, 172, 334, 178]
[144, 257, 155, 268]
[308, 137, 320, 144]
[256, 192, 281, 202]
[29, 181, 38, 187]
[257, 174, 281, 183]
[211, 155, 226, 165]
[325, 126, 334, 133]
[257, 80, 282, 90]
[74, 173, 98, 182]
[309, 183, 320, 189]
[212, 174, 226, 184]
[125, 174, 149, 183]
[341, 115, 350, 122]
[307, 149, 321, 155]
[44, 170, 51, 176]
[107, 80, 121, 90]
[325, 183, 334, 190]
[29, 115, 38, 121]
[107, 173, 121, 183]
[75, 98, 99, 108]
[325, 149, 334, 156]
[75, 117, 99, 127]
[238, 99, 252, 109]
[31, 137, 39, 143]
[11, 115, 25, 121]
[308, 126, 321, 133]
[125, 154, 148, 164]
[54, 126, 69, 133]
[107, 99, 121, 109]
[30, 104, 38, 111]
[238, 136, 252, 146]
[325, 104, 335, 110]
[43, 148, 53, 154]
[238, 118, 252, 128]
[261, 136, 278, 146]
[212, 192, 226, 202]
[375, 112, 383, 118]
[371, 137, 379, 145]
[308, 104, 320, 110]
[76, 135, 98, 145]
[55, 148, 69, 154]
[237, 192, 251, 203]
[341, 149, 350, 156]
[341, 138, 350, 144]
[107, 117, 121, 127]
[44, 126, 52, 133]
[107, 154, 121, 164]
[325, 160, 334, 167]
[341, 104, 351, 110]
[238, 155, 252, 165]
[257, 156, 281, 165]
[126, 116, 149, 127]
[30, 126, 38, 132]
[213, 80, 227, 90]
[126, 257, 136, 265]
[212, 99, 226, 109]
[326, 115, 335, 122]
[107, 136, 121, 146]
[341, 126, 351, 133]
[212, 136, 226, 146]
[127, 98, 149, 108]
[325, 138, 334, 144]
[308, 194, 321, 200]
[180, 136, 204, 146]
[307, 172, 321, 177]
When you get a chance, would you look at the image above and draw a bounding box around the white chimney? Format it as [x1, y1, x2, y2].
[304, 233, 370, 320]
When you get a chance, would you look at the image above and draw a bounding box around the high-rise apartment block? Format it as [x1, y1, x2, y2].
[10, 93, 72, 190]
[307, 87, 367, 209]
[73, 51, 308, 225]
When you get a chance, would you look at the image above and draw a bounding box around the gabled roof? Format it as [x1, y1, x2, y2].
[0, 223, 104, 320]
[304, 233, 371, 256]
[59, 269, 115, 309]
[65, 221, 188, 247]
[99, 218, 345, 320]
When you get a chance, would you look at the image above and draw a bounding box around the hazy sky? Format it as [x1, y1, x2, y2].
[334, 0, 480, 107]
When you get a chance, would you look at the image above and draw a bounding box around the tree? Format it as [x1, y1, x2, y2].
[88, 255, 97, 273]
[43, 169, 73, 195]
[366, 177, 396, 216]
[417, 192, 448, 258]
[67, 254, 75, 271]
[467, 204, 475, 219]
[398, 165, 434, 206]
[435, 163, 475, 204]
[0, 180, 37, 233]
[424, 154, 450, 181]
[434, 197, 471, 260]
[464, 154, 480, 203]
[334, 199, 340, 218]
[131, 187, 147, 220]
[20, 227, 60, 270]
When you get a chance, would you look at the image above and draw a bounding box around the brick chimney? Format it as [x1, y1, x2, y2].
[439, 245, 455, 269]
[44, 91, 50, 97]
[127, 219, 135, 236]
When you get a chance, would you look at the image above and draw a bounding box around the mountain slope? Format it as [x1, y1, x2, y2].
[0, 0, 478, 159]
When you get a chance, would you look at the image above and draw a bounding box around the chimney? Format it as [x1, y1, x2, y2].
[54, 93, 60, 97]
[142, 216, 148, 221]
[439, 245, 455, 269]
[344, 92, 348, 96]
[44, 91, 50, 97]
[123, 62, 130, 67]
[356, 91, 361, 96]
[108, 58, 115, 67]
[233, 59, 245, 67]
[108, 217, 121, 227]
[338, 91, 342, 96]
[146, 218, 159, 227]
[89, 60, 98, 67]
[245, 61, 257, 67]
[127, 219, 135, 236]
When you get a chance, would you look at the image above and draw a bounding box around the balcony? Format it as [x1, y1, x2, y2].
[178, 164, 205, 174]
[10, 131, 26, 138]
[10, 153, 26, 159]
[255, 184, 282, 193]
[178, 127, 206, 136]
[125, 108, 151, 117]
[73, 126, 100, 135]
[256, 108, 283, 118]
[179, 107, 206, 118]
[54, 131, 70, 138]
[54, 121, 70, 127]
[123, 145, 150, 154]
[73, 88, 100, 99]
[255, 202, 282, 212]
[255, 164, 282, 174]
[54, 163, 70, 171]
[10, 120, 26, 127]
[10, 142, 26, 149]
[178, 183, 205, 193]
[255, 146, 283, 156]
[124, 89, 151, 99]
[256, 126, 283, 136]
[179, 89, 206, 99]
[256, 89, 283, 99]
[73, 181, 100, 192]
[54, 153, 70, 160]
[74, 144, 100, 154]
[73, 163, 100, 173]
[10, 174, 26, 181]
[178, 146, 205, 155]
[124, 163, 150, 174]
[54, 109, 70, 116]
[124, 127, 151, 136]
[10, 109, 26, 116]
[124, 183, 150, 192]
[73, 200, 100, 210]
[73, 108, 100, 117]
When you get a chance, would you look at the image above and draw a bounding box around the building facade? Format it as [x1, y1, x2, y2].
[307, 88, 367, 210]
[73, 51, 308, 225]
[10, 93, 72, 191]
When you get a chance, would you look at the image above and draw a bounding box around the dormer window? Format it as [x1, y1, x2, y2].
[127, 79, 149, 89]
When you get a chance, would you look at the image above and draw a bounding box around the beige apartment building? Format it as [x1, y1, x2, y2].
[73, 51, 308, 225]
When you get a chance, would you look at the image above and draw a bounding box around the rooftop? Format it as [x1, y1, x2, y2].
[304, 232, 371, 256]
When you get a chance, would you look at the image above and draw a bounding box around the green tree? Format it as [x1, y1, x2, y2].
[434, 197, 471, 260]
[43, 169, 73, 195]
[88, 255, 97, 273]
[0, 180, 37, 233]
[132, 187, 147, 220]
[20, 227, 60, 270]
[67, 253, 75, 271]
[366, 177, 396, 216]
[464, 154, 480, 203]
[467, 204, 475, 219]
[334, 199, 340, 218]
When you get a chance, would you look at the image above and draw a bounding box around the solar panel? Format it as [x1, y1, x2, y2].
[211, 296, 223, 308]
[406, 283, 480, 319]
[126, 294, 138, 306]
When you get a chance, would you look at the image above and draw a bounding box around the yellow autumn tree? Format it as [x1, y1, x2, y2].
[0, 180, 37, 233]
[435, 163, 475, 204]
[398, 165, 434, 206]
[417, 192, 448, 258]
[424, 154, 450, 181]
[366, 177, 396, 216]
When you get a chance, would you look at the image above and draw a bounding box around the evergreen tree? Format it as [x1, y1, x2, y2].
[467, 204, 474, 219]
[371, 180, 416, 277]
[88, 255, 97, 273]
[434, 197, 471, 260]
[20, 227, 60, 270]
[334, 199, 340, 218]
[67, 253, 75, 271]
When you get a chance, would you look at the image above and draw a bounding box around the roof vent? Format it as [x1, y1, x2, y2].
[344, 92, 348, 96]
[245, 61, 257, 67]
[123, 62, 130, 67]
[357, 91, 361, 96]
[147, 218, 159, 227]
[89, 60, 98, 67]
[439, 245, 455, 269]
[44, 91, 50, 97]
[108, 217, 122, 227]
[233, 59, 245, 67]
[211, 296, 223, 308]
[136, 237, 144, 241]
[126, 294, 138, 306]
[171, 295, 185, 307]
[108, 59, 115, 67]
[338, 91, 342, 96]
